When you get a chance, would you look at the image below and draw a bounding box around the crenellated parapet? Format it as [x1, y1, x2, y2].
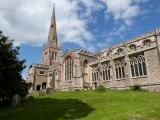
[29, 64, 49, 69]
[76, 49, 96, 57]
[98, 28, 159, 61]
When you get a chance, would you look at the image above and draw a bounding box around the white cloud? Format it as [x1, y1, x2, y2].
[0, 0, 51, 46]
[101, 0, 141, 25]
[0, 0, 149, 52]
[101, 0, 148, 46]
[0, 0, 102, 49]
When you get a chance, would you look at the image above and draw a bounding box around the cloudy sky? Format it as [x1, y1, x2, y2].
[0, 0, 160, 78]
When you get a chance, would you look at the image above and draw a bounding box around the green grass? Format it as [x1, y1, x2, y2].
[1, 90, 160, 120]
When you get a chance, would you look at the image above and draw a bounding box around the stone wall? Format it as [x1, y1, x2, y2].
[28, 28, 160, 92]
[89, 29, 160, 91]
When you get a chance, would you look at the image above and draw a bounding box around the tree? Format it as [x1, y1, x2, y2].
[0, 31, 29, 105]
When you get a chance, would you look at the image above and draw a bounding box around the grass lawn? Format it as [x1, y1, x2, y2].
[1, 90, 160, 120]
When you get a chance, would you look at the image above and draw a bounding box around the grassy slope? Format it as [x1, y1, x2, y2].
[1, 90, 160, 120]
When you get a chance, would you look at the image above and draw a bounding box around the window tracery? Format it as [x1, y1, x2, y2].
[92, 67, 98, 82]
[143, 39, 151, 46]
[117, 48, 123, 53]
[115, 59, 125, 79]
[102, 63, 111, 81]
[130, 54, 147, 77]
[65, 56, 73, 81]
[129, 44, 136, 50]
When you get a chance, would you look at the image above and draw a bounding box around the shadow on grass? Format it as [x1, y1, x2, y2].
[0, 98, 94, 120]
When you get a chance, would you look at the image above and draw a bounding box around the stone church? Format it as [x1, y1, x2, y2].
[27, 7, 160, 91]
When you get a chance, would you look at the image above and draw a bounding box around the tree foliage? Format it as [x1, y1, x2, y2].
[0, 31, 29, 105]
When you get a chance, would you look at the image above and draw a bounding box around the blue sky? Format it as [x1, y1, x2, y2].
[0, 0, 160, 78]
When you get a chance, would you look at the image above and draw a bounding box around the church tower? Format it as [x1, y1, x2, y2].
[41, 5, 61, 65]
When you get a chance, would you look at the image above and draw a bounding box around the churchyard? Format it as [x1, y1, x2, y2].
[1, 90, 160, 120]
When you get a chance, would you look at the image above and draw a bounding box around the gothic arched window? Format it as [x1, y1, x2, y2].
[143, 39, 151, 46]
[52, 52, 57, 60]
[117, 48, 123, 53]
[92, 67, 98, 82]
[83, 59, 88, 68]
[102, 63, 111, 81]
[130, 54, 147, 77]
[129, 44, 136, 50]
[115, 59, 125, 79]
[65, 56, 73, 81]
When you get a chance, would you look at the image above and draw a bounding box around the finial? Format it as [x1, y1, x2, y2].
[52, 3, 56, 17]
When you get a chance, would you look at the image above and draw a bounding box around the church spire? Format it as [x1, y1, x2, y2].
[41, 4, 61, 65]
[47, 4, 58, 47]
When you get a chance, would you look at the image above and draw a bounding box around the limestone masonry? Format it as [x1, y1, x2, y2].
[27, 7, 160, 92]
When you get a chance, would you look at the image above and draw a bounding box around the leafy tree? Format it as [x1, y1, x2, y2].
[0, 31, 29, 105]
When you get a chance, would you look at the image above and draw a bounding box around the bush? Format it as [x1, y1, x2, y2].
[22, 95, 34, 103]
[75, 89, 80, 92]
[46, 88, 54, 94]
[28, 96, 34, 101]
[130, 85, 142, 91]
[37, 92, 46, 96]
[95, 85, 106, 92]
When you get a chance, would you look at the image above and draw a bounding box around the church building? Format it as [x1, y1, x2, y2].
[27, 7, 160, 91]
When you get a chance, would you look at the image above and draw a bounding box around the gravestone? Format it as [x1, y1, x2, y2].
[11, 94, 21, 107]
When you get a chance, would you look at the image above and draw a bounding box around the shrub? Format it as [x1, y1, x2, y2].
[75, 89, 80, 92]
[22, 95, 34, 103]
[130, 85, 142, 91]
[46, 88, 52, 93]
[38, 92, 45, 96]
[28, 96, 34, 101]
[95, 85, 106, 92]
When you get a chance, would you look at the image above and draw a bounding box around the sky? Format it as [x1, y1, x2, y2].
[0, 0, 160, 78]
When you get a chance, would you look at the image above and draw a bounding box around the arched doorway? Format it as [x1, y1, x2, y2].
[36, 85, 41, 91]
[42, 82, 46, 89]
[94, 82, 97, 88]
[28, 82, 32, 90]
